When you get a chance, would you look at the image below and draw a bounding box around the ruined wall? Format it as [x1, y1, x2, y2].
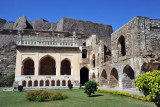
[56, 17, 113, 38]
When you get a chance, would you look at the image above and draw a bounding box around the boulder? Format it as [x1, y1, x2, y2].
[13, 16, 27, 29]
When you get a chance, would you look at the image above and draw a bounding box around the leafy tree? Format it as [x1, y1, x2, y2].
[0, 73, 15, 87]
[84, 81, 97, 97]
[135, 70, 160, 107]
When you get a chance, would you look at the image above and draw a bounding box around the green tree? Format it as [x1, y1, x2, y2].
[135, 70, 160, 107]
[84, 81, 97, 97]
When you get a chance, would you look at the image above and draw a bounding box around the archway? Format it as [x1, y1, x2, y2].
[92, 54, 95, 68]
[22, 58, 34, 75]
[57, 80, 60, 86]
[123, 65, 135, 88]
[118, 36, 126, 56]
[28, 80, 32, 87]
[100, 70, 108, 86]
[62, 80, 66, 86]
[68, 80, 71, 85]
[34, 80, 38, 87]
[45, 80, 49, 86]
[141, 63, 160, 73]
[51, 80, 55, 86]
[110, 68, 119, 87]
[61, 59, 71, 75]
[39, 56, 56, 75]
[40, 80, 44, 86]
[82, 49, 87, 58]
[80, 67, 89, 85]
[22, 80, 26, 87]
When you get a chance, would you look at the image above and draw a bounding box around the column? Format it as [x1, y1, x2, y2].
[56, 54, 61, 76]
[49, 80, 52, 87]
[35, 53, 39, 76]
[26, 80, 28, 88]
[38, 80, 40, 88]
[32, 80, 34, 87]
[118, 71, 123, 89]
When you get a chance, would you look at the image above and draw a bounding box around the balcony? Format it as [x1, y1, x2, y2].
[16, 31, 79, 48]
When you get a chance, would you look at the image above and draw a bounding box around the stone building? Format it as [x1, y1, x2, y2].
[14, 16, 160, 89]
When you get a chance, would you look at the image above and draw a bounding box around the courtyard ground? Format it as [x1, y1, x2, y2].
[0, 89, 156, 107]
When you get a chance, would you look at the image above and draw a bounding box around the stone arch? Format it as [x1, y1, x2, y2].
[57, 80, 60, 86]
[68, 80, 71, 85]
[123, 65, 135, 88]
[39, 55, 56, 75]
[82, 49, 87, 58]
[62, 80, 66, 86]
[28, 80, 32, 87]
[100, 70, 108, 86]
[22, 80, 26, 87]
[104, 45, 111, 62]
[22, 58, 34, 75]
[45, 80, 49, 86]
[118, 36, 126, 56]
[92, 54, 95, 68]
[141, 62, 160, 73]
[51, 80, 55, 86]
[61, 58, 71, 75]
[40, 80, 44, 86]
[110, 68, 119, 87]
[80, 67, 89, 85]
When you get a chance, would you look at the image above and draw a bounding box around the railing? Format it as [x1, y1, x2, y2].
[17, 36, 79, 47]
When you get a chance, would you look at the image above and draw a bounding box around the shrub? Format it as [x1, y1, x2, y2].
[135, 70, 160, 107]
[84, 81, 97, 96]
[97, 89, 150, 101]
[26, 90, 68, 102]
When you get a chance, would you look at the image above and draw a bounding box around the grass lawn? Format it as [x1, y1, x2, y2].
[0, 89, 156, 107]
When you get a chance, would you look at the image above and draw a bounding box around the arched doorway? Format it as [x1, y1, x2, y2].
[141, 62, 160, 73]
[40, 80, 44, 87]
[82, 49, 87, 58]
[39, 56, 56, 75]
[22, 80, 26, 87]
[123, 65, 135, 88]
[110, 68, 118, 87]
[118, 36, 126, 56]
[22, 58, 34, 75]
[51, 80, 55, 86]
[45, 80, 49, 86]
[28, 80, 32, 87]
[92, 54, 95, 68]
[100, 70, 107, 86]
[61, 59, 71, 75]
[34, 80, 38, 87]
[62, 80, 66, 86]
[80, 67, 89, 85]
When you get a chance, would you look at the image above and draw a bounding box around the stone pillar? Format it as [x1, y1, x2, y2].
[44, 80, 46, 87]
[49, 80, 51, 87]
[55, 80, 57, 86]
[26, 80, 28, 88]
[38, 80, 40, 87]
[118, 71, 123, 89]
[56, 54, 61, 76]
[35, 53, 39, 76]
[32, 80, 34, 87]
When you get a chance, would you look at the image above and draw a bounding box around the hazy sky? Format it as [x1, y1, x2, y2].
[1, 0, 160, 30]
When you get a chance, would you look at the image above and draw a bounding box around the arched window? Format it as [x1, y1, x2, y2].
[101, 70, 107, 80]
[100, 70, 108, 86]
[40, 80, 44, 86]
[118, 36, 126, 56]
[57, 80, 60, 86]
[92, 72, 96, 79]
[61, 59, 71, 75]
[104, 45, 111, 62]
[92, 54, 95, 68]
[39, 55, 56, 75]
[82, 49, 87, 58]
[51, 80, 55, 86]
[45, 80, 49, 86]
[22, 58, 34, 75]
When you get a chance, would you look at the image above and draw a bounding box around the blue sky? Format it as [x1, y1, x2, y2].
[0, 0, 160, 30]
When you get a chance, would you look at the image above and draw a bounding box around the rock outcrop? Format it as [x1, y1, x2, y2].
[13, 16, 28, 29]
[0, 18, 6, 29]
